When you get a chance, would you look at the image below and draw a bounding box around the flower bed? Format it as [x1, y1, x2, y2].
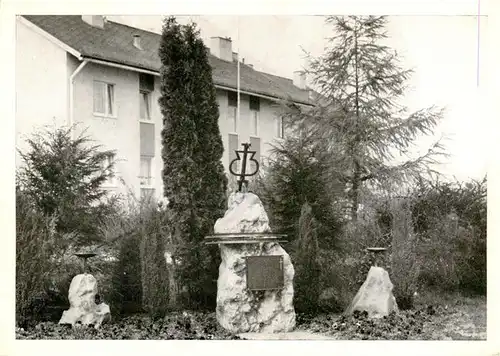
[16, 312, 240, 340]
[15, 296, 486, 340]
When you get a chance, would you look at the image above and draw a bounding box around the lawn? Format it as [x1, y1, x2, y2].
[296, 292, 486, 340]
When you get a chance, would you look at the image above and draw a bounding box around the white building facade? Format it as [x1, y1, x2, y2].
[16, 15, 313, 199]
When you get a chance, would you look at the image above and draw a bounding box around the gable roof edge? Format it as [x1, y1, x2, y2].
[18, 15, 83, 60]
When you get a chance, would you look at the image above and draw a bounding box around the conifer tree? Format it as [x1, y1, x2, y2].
[286, 16, 446, 220]
[158, 17, 227, 308]
[17, 126, 117, 246]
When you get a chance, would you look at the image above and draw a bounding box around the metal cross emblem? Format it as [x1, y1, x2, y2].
[229, 142, 260, 192]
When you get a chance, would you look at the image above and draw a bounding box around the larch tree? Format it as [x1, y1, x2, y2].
[158, 17, 227, 308]
[285, 16, 447, 221]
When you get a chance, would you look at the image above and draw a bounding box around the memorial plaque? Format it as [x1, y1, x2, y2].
[245, 256, 284, 291]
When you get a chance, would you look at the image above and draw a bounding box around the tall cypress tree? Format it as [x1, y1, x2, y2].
[158, 17, 227, 309]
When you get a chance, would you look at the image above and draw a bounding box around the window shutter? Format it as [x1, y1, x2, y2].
[249, 136, 261, 172]
[93, 81, 105, 113]
[139, 73, 155, 92]
[107, 84, 114, 115]
[228, 133, 239, 169]
[228, 91, 237, 107]
[140, 122, 155, 157]
[249, 96, 260, 111]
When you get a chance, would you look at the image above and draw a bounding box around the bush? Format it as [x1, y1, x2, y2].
[416, 213, 461, 291]
[110, 232, 143, 315]
[315, 215, 392, 313]
[257, 133, 344, 249]
[139, 205, 171, 319]
[390, 198, 420, 310]
[16, 188, 56, 328]
[411, 177, 486, 295]
[17, 125, 120, 247]
[292, 203, 321, 312]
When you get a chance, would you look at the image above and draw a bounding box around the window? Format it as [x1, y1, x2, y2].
[276, 116, 285, 138]
[228, 91, 238, 132]
[139, 73, 154, 121]
[140, 91, 151, 120]
[228, 91, 238, 107]
[140, 156, 152, 186]
[249, 96, 260, 136]
[93, 81, 115, 116]
[139, 73, 155, 91]
[249, 96, 260, 111]
[101, 154, 116, 186]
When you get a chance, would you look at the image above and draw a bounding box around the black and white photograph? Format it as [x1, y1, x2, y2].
[2, 0, 497, 354]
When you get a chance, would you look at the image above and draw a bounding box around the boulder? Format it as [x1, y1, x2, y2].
[58, 274, 111, 328]
[345, 266, 398, 318]
[214, 192, 296, 333]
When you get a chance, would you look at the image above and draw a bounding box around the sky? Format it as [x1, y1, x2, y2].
[108, 14, 488, 182]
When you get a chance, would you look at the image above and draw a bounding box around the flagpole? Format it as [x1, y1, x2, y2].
[237, 16, 240, 132]
[477, 0, 480, 87]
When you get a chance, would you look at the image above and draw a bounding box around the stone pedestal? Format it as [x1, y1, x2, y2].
[345, 266, 398, 318]
[59, 273, 111, 328]
[213, 192, 296, 333]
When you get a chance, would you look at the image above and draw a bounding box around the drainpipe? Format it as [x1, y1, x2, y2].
[69, 60, 88, 139]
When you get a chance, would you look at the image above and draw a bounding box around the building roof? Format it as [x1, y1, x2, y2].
[22, 15, 313, 106]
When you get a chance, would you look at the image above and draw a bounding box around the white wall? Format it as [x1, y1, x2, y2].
[216, 89, 283, 172]
[15, 17, 69, 166]
[72, 67, 283, 199]
[72, 62, 164, 200]
[16, 18, 287, 200]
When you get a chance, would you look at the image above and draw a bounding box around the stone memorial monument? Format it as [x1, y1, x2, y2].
[205, 143, 296, 333]
[59, 253, 111, 328]
[345, 247, 398, 318]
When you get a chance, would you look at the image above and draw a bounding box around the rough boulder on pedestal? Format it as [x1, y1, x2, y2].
[345, 266, 398, 318]
[214, 192, 295, 333]
[59, 274, 111, 328]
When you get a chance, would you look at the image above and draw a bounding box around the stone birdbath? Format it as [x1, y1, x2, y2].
[345, 246, 398, 318]
[59, 251, 111, 328]
[366, 247, 387, 267]
[74, 252, 97, 274]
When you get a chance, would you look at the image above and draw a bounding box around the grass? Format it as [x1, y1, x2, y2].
[413, 291, 486, 340]
[295, 291, 486, 340]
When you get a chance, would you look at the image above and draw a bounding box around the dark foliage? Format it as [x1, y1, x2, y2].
[110, 232, 143, 315]
[16, 312, 241, 340]
[16, 188, 56, 328]
[297, 305, 451, 340]
[158, 16, 227, 309]
[411, 177, 487, 295]
[17, 125, 119, 246]
[257, 130, 344, 249]
[140, 208, 170, 318]
[390, 198, 420, 310]
[293, 203, 322, 312]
